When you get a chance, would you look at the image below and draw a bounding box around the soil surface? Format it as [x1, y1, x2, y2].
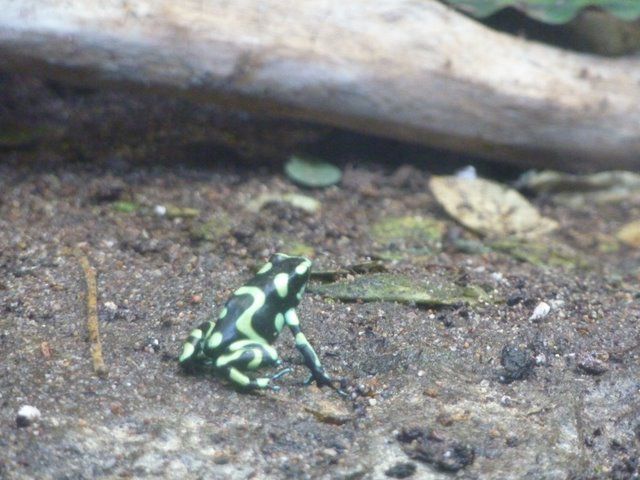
[1, 73, 639, 480]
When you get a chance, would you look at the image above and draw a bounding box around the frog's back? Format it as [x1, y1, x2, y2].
[179, 253, 311, 369]
[212, 272, 296, 346]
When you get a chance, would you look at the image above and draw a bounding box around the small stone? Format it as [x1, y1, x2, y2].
[397, 427, 475, 473]
[304, 397, 353, 425]
[154, 205, 167, 216]
[506, 294, 524, 306]
[212, 451, 231, 465]
[110, 402, 124, 416]
[455, 165, 477, 180]
[577, 351, 609, 375]
[385, 462, 417, 478]
[529, 301, 551, 321]
[499, 345, 535, 383]
[322, 448, 338, 458]
[104, 301, 118, 312]
[40, 341, 52, 359]
[436, 413, 454, 427]
[423, 387, 439, 398]
[16, 405, 41, 428]
[143, 338, 160, 353]
[506, 436, 519, 447]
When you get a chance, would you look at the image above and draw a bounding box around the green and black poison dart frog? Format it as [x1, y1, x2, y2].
[179, 253, 341, 392]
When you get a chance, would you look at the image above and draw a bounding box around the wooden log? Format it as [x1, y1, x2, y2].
[1, 0, 639, 171]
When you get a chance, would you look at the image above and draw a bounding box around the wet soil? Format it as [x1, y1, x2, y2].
[1, 73, 639, 480]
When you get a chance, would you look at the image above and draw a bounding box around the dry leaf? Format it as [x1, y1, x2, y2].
[616, 220, 640, 248]
[429, 176, 558, 239]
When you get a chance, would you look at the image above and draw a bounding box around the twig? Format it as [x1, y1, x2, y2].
[76, 250, 108, 377]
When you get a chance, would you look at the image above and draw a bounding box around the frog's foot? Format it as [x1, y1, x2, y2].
[264, 367, 291, 391]
[304, 371, 348, 397]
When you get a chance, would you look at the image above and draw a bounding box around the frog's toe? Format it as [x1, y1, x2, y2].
[272, 367, 292, 381]
[303, 371, 331, 387]
[315, 373, 336, 388]
[309, 373, 348, 396]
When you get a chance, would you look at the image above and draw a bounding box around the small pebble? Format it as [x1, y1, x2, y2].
[154, 205, 167, 216]
[104, 301, 118, 313]
[385, 461, 416, 478]
[506, 294, 524, 306]
[535, 353, 547, 365]
[304, 397, 353, 425]
[529, 302, 551, 322]
[16, 405, 41, 428]
[143, 338, 160, 353]
[455, 165, 477, 180]
[491, 271, 505, 283]
[322, 448, 338, 458]
[40, 341, 52, 359]
[110, 402, 124, 416]
[577, 351, 609, 375]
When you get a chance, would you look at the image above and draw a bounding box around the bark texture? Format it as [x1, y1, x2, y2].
[1, 0, 639, 171]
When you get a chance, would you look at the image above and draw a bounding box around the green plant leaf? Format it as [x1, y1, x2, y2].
[446, 0, 640, 24]
[285, 155, 342, 188]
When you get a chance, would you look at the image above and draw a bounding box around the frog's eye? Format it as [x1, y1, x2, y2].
[270, 253, 289, 264]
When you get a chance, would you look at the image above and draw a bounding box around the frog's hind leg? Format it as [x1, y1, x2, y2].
[179, 320, 216, 368]
[284, 309, 337, 389]
[215, 341, 290, 390]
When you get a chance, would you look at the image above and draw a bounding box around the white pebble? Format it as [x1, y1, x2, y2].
[529, 302, 551, 321]
[154, 205, 167, 216]
[16, 405, 41, 427]
[455, 165, 477, 180]
[103, 301, 118, 312]
[491, 272, 506, 283]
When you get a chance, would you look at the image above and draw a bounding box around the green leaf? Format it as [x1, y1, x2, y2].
[446, 1, 640, 24]
[285, 155, 342, 188]
[310, 273, 492, 306]
[112, 201, 138, 213]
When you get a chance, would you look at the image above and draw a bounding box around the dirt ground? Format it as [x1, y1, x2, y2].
[1, 73, 639, 479]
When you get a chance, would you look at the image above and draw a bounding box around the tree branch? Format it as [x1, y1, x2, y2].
[1, 0, 639, 171]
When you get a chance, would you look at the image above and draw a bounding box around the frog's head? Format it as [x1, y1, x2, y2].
[265, 253, 312, 305]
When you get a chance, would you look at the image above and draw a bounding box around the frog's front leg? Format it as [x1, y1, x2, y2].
[284, 309, 337, 389]
[215, 341, 290, 391]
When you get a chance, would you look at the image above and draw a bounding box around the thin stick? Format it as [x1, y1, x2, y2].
[76, 251, 108, 377]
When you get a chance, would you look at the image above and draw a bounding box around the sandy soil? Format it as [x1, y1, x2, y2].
[1, 73, 639, 480]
